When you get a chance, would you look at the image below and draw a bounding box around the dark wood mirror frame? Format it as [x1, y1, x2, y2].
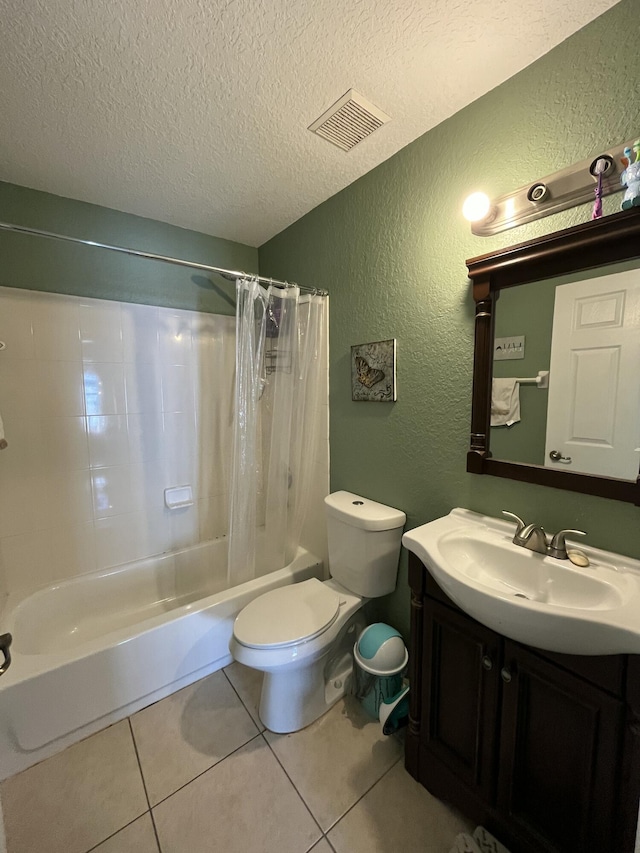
[467, 206, 640, 505]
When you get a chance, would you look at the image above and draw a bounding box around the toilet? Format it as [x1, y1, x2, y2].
[229, 490, 406, 733]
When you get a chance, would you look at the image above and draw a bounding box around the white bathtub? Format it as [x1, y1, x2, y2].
[0, 539, 323, 780]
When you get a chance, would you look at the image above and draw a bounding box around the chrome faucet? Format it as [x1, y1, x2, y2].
[502, 511, 586, 559]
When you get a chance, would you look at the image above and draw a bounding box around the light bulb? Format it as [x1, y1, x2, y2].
[462, 192, 491, 223]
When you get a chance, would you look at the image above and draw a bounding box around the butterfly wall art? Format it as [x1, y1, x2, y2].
[351, 339, 397, 402]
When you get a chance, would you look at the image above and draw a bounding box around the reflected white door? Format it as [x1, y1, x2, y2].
[545, 269, 640, 479]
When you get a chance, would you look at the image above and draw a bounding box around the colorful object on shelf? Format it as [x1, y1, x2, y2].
[621, 141, 640, 210]
[591, 157, 607, 219]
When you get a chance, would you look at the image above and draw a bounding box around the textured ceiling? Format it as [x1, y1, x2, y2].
[0, 0, 620, 247]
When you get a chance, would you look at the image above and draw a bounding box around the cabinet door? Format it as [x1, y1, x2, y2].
[422, 600, 501, 802]
[498, 641, 623, 853]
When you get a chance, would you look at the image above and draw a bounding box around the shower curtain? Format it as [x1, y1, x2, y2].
[227, 278, 327, 585]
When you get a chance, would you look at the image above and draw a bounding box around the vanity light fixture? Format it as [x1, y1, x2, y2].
[466, 136, 639, 236]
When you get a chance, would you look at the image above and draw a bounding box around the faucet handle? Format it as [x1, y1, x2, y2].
[548, 528, 587, 559]
[502, 510, 526, 535]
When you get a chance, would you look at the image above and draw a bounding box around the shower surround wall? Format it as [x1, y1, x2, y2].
[0, 284, 236, 605]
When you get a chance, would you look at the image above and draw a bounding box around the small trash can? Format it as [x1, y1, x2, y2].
[353, 623, 408, 720]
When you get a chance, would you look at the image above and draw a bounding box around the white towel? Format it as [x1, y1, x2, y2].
[473, 826, 513, 853]
[0, 412, 6, 449]
[449, 834, 482, 853]
[491, 378, 520, 427]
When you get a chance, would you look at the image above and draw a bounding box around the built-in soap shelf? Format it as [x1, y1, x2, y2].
[164, 485, 194, 509]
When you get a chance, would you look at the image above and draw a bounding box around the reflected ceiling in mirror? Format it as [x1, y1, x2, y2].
[467, 207, 640, 505]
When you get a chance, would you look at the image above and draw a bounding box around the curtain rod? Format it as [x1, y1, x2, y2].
[0, 220, 327, 296]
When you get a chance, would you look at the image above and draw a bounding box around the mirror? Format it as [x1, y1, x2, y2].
[467, 207, 640, 505]
[492, 261, 640, 480]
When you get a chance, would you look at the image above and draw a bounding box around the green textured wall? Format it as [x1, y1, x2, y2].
[259, 0, 640, 637]
[490, 278, 555, 466]
[0, 182, 257, 314]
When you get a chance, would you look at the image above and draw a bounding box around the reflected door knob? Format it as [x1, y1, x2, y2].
[549, 450, 572, 464]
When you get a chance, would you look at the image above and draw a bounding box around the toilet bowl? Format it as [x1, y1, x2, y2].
[229, 491, 406, 733]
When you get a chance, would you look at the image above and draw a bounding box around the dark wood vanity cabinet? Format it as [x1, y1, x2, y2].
[496, 640, 623, 852]
[406, 552, 640, 853]
[419, 599, 501, 803]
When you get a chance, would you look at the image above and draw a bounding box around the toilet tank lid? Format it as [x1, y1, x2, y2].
[324, 491, 406, 531]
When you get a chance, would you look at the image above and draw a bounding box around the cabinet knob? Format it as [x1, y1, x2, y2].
[481, 655, 493, 671]
[501, 667, 512, 683]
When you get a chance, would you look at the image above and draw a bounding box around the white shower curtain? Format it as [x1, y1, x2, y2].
[227, 278, 327, 586]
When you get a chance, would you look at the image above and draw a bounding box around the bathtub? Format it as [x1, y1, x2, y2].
[0, 539, 323, 780]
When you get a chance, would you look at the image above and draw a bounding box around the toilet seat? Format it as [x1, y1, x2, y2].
[233, 578, 341, 649]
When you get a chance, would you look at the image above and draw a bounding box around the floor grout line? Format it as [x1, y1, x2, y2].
[261, 732, 325, 838]
[81, 719, 158, 853]
[222, 665, 265, 733]
[221, 666, 327, 845]
[321, 753, 405, 836]
[84, 814, 150, 853]
[127, 717, 163, 852]
[127, 718, 151, 807]
[148, 731, 264, 810]
[323, 833, 339, 853]
[241, 674, 406, 845]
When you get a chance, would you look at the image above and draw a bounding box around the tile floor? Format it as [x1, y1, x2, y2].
[0, 663, 472, 853]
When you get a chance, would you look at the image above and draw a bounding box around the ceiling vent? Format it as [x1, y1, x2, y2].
[308, 89, 391, 151]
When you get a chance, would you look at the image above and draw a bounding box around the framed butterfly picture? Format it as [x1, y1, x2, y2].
[351, 339, 397, 402]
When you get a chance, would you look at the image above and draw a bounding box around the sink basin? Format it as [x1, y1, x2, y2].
[402, 508, 640, 655]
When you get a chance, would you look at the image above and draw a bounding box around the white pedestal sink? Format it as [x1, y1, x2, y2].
[403, 508, 640, 655]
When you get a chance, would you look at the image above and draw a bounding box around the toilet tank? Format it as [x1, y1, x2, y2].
[324, 491, 406, 598]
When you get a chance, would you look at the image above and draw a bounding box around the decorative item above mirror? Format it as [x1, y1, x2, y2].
[464, 136, 639, 235]
[467, 206, 640, 505]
